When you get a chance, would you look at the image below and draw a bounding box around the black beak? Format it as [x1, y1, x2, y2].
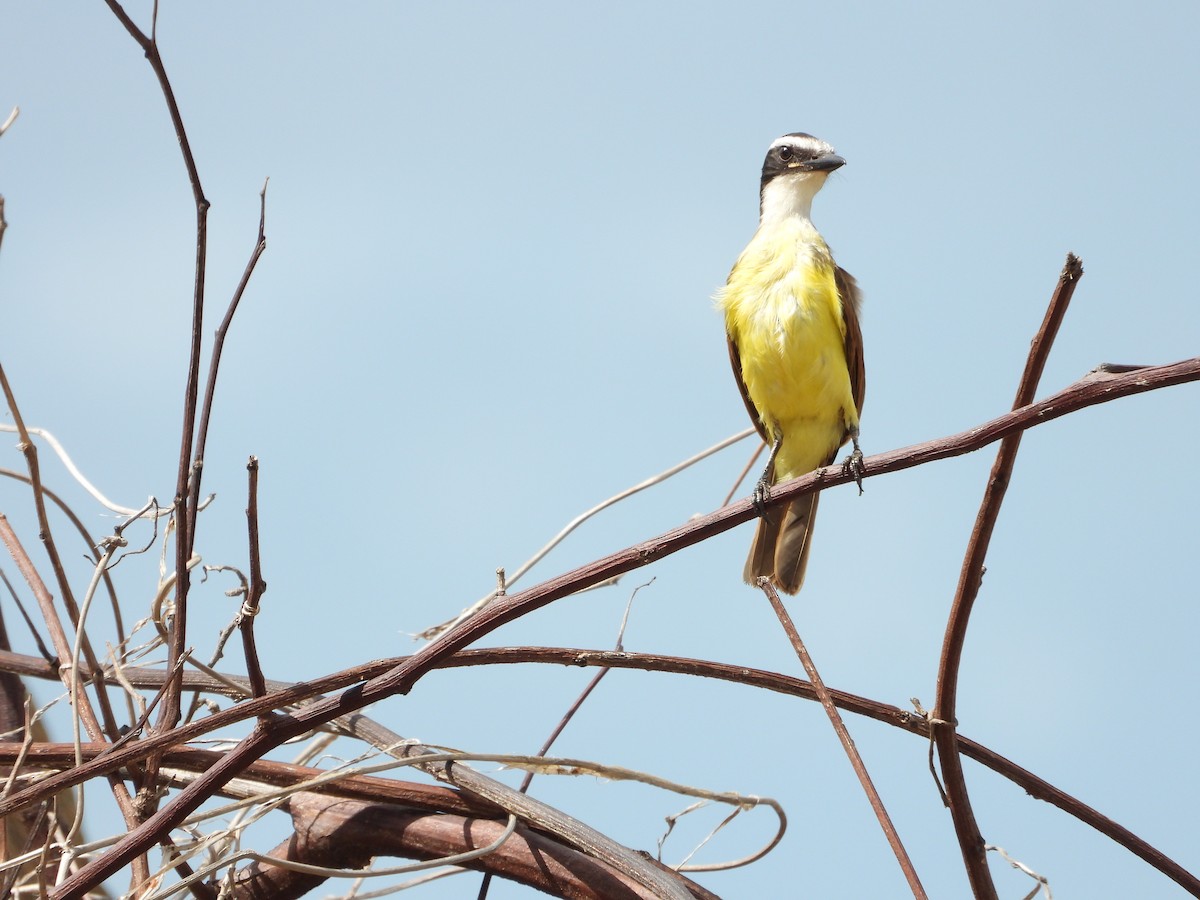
[793, 153, 846, 173]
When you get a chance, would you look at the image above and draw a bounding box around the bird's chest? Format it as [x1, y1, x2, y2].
[724, 242, 848, 417]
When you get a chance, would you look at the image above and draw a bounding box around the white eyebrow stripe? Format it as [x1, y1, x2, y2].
[768, 134, 835, 156]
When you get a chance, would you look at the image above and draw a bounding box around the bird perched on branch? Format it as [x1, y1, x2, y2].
[716, 132, 865, 594]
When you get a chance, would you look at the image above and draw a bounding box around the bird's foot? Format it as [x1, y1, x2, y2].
[841, 439, 865, 496]
[752, 476, 771, 514]
[753, 436, 782, 515]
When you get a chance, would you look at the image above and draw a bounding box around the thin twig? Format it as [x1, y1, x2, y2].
[0, 515, 148, 885]
[423, 428, 755, 640]
[99, 8, 212, 815]
[0, 427, 176, 517]
[757, 578, 927, 898]
[63, 502, 156, 845]
[0, 467, 131, 702]
[157, 833, 219, 900]
[480, 579, 653, 899]
[722, 441, 765, 507]
[241, 457, 267, 699]
[0, 466, 128, 748]
[523, 578, 648, 785]
[0, 367, 76, 662]
[933, 253, 1084, 899]
[986, 844, 1052, 899]
[0, 107, 11, 257]
[0, 568, 56, 666]
[0, 607, 46, 899]
[91, 17, 268, 873]
[201, 565, 249, 674]
[192, 179, 268, 493]
[0, 354, 148, 847]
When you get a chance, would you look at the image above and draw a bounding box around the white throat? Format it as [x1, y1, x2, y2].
[759, 172, 828, 226]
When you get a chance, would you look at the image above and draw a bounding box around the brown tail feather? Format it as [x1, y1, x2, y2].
[744, 504, 785, 586]
[743, 493, 820, 595]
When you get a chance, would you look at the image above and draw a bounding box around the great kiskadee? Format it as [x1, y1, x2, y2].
[716, 132, 865, 594]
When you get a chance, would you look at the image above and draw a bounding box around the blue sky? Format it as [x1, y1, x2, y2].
[2, 2, 1198, 897]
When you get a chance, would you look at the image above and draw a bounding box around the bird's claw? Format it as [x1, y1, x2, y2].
[841, 444, 865, 495]
[752, 477, 771, 514]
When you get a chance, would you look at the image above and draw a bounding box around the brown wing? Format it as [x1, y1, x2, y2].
[834, 265, 866, 418]
[727, 335, 770, 444]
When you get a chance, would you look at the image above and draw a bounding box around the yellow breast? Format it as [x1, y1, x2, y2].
[717, 218, 857, 480]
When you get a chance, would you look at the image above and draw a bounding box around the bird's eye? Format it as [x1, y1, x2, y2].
[777, 146, 794, 161]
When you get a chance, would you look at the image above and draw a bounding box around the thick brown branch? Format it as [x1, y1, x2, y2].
[232, 793, 717, 900]
[2, 743, 501, 817]
[8, 742, 694, 899]
[26, 670, 698, 899]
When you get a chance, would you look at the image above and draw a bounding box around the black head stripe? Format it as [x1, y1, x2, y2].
[759, 133, 837, 195]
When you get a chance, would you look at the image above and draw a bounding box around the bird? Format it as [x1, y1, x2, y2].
[715, 132, 865, 594]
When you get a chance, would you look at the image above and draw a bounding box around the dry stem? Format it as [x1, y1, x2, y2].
[758, 578, 927, 899]
[933, 253, 1083, 898]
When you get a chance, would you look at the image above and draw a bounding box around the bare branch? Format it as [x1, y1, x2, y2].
[933, 253, 1083, 899]
[97, 16, 270, 859]
[192, 180, 268, 485]
[230, 793, 716, 900]
[240, 457, 267, 700]
[757, 578, 926, 898]
[0, 514, 147, 885]
[103, 0, 213, 746]
[0, 466, 131, 670]
[482, 579, 664, 899]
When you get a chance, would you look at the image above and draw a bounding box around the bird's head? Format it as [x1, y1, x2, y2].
[759, 133, 845, 223]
